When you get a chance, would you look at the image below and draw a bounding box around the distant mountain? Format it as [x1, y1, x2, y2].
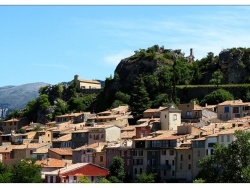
[0, 82, 49, 118]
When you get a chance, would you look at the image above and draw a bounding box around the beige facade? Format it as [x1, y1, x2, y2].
[191, 138, 206, 180]
[178, 101, 202, 122]
[74, 75, 101, 90]
[175, 147, 193, 182]
[216, 100, 250, 121]
[160, 106, 181, 130]
[2, 118, 20, 134]
[88, 125, 121, 145]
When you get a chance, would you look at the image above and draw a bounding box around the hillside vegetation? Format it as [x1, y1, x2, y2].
[6, 45, 250, 123]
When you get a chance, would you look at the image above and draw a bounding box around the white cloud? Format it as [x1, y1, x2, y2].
[104, 50, 134, 66]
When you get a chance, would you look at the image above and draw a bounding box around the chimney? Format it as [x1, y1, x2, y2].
[65, 162, 68, 169]
[47, 158, 50, 166]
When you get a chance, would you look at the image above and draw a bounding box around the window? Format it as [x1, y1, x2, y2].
[172, 160, 175, 166]
[188, 155, 191, 160]
[133, 150, 137, 156]
[169, 149, 174, 155]
[127, 159, 130, 166]
[135, 168, 137, 174]
[186, 111, 192, 117]
[227, 135, 230, 142]
[139, 150, 143, 156]
[206, 149, 208, 155]
[188, 164, 191, 170]
[162, 150, 166, 155]
[100, 156, 103, 162]
[164, 170, 166, 176]
[165, 160, 169, 165]
[233, 107, 239, 113]
[152, 151, 156, 156]
[221, 135, 224, 142]
[140, 168, 142, 174]
[172, 170, 175, 176]
[173, 114, 177, 121]
[89, 134, 92, 138]
[152, 159, 156, 166]
[224, 106, 229, 113]
[198, 150, 200, 157]
[165, 115, 167, 118]
[211, 149, 214, 155]
[180, 154, 183, 161]
[180, 163, 182, 169]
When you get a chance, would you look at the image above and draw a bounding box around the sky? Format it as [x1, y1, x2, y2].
[1, 4, 250, 87]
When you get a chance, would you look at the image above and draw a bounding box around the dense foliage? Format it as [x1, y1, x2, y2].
[0, 158, 43, 183]
[196, 130, 250, 183]
[108, 156, 125, 183]
[6, 45, 250, 123]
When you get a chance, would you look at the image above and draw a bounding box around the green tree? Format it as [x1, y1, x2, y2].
[135, 172, 156, 183]
[108, 156, 125, 183]
[95, 177, 110, 183]
[54, 99, 68, 117]
[130, 76, 151, 120]
[197, 130, 250, 183]
[209, 69, 223, 87]
[193, 178, 206, 183]
[78, 176, 92, 183]
[37, 94, 51, 112]
[23, 99, 38, 122]
[200, 89, 234, 106]
[12, 158, 43, 183]
[0, 162, 13, 183]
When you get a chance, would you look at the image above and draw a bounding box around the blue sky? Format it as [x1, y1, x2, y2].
[1, 5, 250, 87]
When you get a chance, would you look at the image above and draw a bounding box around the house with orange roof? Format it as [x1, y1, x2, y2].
[216, 99, 250, 121]
[74, 74, 101, 90]
[12, 143, 51, 161]
[55, 112, 93, 125]
[35, 158, 68, 179]
[87, 124, 121, 145]
[72, 142, 107, 167]
[121, 126, 136, 140]
[52, 133, 72, 148]
[32, 148, 49, 160]
[44, 162, 109, 183]
[143, 107, 165, 118]
[178, 101, 203, 123]
[48, 148, 73, 161]
[2, 118, 20, 134]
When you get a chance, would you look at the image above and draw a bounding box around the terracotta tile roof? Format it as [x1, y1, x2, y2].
[56, 112, 85, 118]
[121, 131, 136, 139]
[194, 104, 203, 110]
[13, 143, 50, 150]
[52, 133, 71, 142]
[88, 124, 117, 129]
[0, 145, 17, 153]
[121, 126, 135, 131]
[49, 148, 73, 156]
[78, 78, 100, 84]
[3, 118, 19, 123]
[32, 148, 49, 154]
[73, 142, 107, 151]
[218, 100, 250, 106]
[143, 109, 160, 113]
[35, 158, 66, 168]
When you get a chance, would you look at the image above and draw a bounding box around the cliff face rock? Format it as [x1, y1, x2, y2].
[0, 82, 49, 118]
[219, 48, 249, 84]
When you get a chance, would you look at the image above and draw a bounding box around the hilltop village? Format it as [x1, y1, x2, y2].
[1, 75, 250, 183]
